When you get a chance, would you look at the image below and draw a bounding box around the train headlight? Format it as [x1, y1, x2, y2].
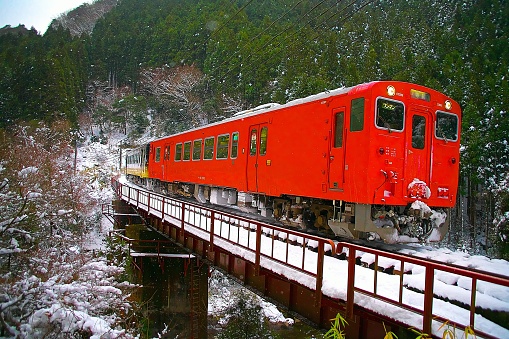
[387, 85, 396, 97]
[445, 100, 452, 110]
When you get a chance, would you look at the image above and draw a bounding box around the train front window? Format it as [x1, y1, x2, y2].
[435, 111, 458, 142]
[412, 115, 426, 149]
[375, 98, 405, 132]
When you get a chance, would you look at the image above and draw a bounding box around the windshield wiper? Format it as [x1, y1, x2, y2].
[378, 115, 392, 133]
[436, 122, 448, 144]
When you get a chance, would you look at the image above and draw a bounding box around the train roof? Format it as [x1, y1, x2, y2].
[150, 83, 363, 143]
[149, 80, 455, 143]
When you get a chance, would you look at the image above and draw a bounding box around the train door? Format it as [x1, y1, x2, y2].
[247, 124, 268, 192]
[163, 143, 172, 180]
[329, 108, 346, 190]
[405, 110, 432, 185]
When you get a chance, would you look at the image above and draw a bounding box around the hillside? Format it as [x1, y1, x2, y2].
[0, 0, 508, 257]
[50, 0, 118, 36]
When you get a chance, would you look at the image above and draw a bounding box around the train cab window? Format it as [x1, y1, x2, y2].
[183, 141, 191, 161]
[175, 143, 182, 161]
[250, 129, 257, 155]
[217, 134, 230, 159]
[260, 127, 268, 155]
[375, 98, 405, 132]
[231, 132, 239, 159]
[435, 111, 458, 142]
[412, 115, 426, 149]
[204, 137, 214, 160]
[334, 112, 344, 148]
[193, 139, 202, 160]
[155, 147, 161, 162]
[350, 98, 365, 132]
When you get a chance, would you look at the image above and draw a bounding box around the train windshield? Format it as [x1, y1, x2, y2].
[375, 98, 405, 132]
[435, 111, 458, 141]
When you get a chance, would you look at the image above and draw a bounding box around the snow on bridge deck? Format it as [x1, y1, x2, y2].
[112, 176, 509, 339]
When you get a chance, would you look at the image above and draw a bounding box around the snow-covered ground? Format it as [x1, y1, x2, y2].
[77, 135, 298, 334]
[208, 269, 295, 326]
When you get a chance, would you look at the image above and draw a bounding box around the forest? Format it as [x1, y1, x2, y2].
[0, 0, 508, 336]
[0, 0, 508, 255]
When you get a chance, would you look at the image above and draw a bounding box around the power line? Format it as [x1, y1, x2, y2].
[214, 0, 336, 81]
[210, 0, 312, 79]
[245, 0, 307, 45]
[218, 0, 368, 83]
[208, 0, 257, 40]
[223, 0, 377, 103]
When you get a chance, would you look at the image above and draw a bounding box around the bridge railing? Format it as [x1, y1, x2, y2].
[113, 178, 336, 294]
[340, 243, 509, 339]
[111, 177, 509, 339]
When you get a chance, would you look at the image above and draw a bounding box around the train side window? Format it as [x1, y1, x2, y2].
[375, 98, 405, 132]
[260, 127, 268, 156]
[183, 141, 191, 161]
[250, 129, 257, 155]
[164, 146, 170, 160]
[204, 137, 214, 160]
[217, 134, 230, 159]
[155, 147, 161, 162]
[350, 97, 365, 132]
[175, 143, 182, 161]
[230, 132, 239, 159]
[231, 132, 239, 159]
[412, 115, 426, 149]
[435, 111, 458, 142]
[193, 139, 202, 160]
[334, 112, 344, 148]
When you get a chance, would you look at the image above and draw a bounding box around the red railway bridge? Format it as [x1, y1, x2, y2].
[108, 177, 509, 339]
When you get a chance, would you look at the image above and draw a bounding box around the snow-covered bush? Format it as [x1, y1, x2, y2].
[0, 121, 137, 337]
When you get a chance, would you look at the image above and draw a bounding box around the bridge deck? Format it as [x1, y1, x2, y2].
[109, 177, 509, 339]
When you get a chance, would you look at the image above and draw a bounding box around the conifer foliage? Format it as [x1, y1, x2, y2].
[0, 0, 508, 253]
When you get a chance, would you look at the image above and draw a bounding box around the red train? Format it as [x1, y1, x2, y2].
[124, 81, 461, 243]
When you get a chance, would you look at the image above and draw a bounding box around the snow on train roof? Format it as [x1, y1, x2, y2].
[151, 83, 365, 143]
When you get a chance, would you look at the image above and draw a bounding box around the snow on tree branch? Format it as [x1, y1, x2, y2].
[139, 64, 208, 127]
[0, 121, 137, 338]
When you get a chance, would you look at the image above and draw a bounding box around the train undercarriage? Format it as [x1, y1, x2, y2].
[128, 175, 449, 244]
